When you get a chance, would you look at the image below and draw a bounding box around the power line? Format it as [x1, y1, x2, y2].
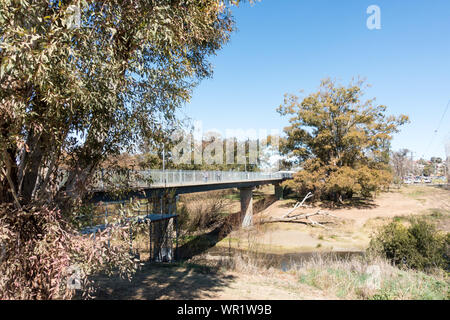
[423, 100, 450, 158]
[436, 100, 450, 133]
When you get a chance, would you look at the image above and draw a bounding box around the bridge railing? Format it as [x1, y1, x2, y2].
[90, 170, 292, 190]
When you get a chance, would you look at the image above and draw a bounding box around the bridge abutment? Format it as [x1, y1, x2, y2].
[239, 187, 254, 228]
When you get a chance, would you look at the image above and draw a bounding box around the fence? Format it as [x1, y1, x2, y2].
[90, 170, 292, 190]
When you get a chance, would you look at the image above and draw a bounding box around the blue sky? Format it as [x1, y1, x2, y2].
[180, 0, 450, 160]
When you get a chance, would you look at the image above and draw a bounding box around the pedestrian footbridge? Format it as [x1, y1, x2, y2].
[89, 170, 294, 227]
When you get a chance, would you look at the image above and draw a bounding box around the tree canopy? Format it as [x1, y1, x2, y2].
[0, 0, 246, 208]
[278, 78, 409, 202]
[0, 0, 250, 299]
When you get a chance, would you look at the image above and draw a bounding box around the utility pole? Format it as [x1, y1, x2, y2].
[162, 142, 166, 188]
[162, 143, 165, 171]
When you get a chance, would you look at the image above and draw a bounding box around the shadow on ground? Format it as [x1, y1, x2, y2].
[177, 195, 278, 260]
[93, 262, 236, 300]
[176, 211, 239, 260]
[277, 196, 378, 210]
[92, 193, 280, 299]
[324, 197, 378, 210]
[430, 184, 450, 191]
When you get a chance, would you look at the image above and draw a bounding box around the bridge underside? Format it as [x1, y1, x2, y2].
[89, 179, 286, 202]
[89, 178, 287, 228]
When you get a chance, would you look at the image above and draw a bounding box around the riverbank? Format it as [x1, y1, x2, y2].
[214, 185, 450, 254]
[94, 252, 448, 300]
[94, 185, 449, 300]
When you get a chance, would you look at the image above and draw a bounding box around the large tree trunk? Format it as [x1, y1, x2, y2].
[0, 148, 19, 205]
[0, 117, 19, 204]
[58, 124, 108, 207]
[19, 129, 47, 203]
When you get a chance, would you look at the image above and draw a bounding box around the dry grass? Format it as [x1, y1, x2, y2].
[294, 255, 449, 300]
[178, 190, 234, 233]
[193, 251, 449, 300]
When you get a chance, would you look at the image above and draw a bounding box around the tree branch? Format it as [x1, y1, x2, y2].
[1, 150, 21, 210]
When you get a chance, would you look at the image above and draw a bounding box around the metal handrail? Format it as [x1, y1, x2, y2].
[89, 170, 292, 190]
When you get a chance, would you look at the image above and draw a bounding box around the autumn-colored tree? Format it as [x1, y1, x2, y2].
[278, 78, 409, 203]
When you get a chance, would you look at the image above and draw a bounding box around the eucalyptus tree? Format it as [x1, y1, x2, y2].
[278, 78, 409, 202]
[0, 0, 250, 209]
[0, 0, 255, 299]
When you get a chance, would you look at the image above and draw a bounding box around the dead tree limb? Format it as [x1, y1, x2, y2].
[265, 192, 342, 228]
[267, 210, 338, 229]
[282, 192, 313, 218]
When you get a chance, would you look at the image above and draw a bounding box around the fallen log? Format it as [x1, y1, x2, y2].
[265, 194, 341, 229]
[261, 205, 339, 229]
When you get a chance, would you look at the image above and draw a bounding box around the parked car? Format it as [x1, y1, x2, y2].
[423, 177, 432, 183]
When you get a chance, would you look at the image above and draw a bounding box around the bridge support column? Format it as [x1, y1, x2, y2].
[239, 187, 254, 228]
[274, 183, 283, 200]
[152, 194, 178, 215]
[150, 194, 178, 262]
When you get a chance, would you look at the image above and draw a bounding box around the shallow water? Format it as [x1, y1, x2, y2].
[205, 247, 365, 272]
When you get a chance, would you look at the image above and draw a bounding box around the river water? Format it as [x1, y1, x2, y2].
[204, 247, 365, 272]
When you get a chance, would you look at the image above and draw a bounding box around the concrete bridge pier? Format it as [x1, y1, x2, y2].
[239, 187, 254, 228]
[151, 194, 178, 262]
[152, 193, 178, 215]
[274, 183, 284, 200]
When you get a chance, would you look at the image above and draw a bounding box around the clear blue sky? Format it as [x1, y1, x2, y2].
[181, 0, 450, 160]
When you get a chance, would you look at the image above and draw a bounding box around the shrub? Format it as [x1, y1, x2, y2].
[368, 220, 449, 272]
[178, 191, 231, 233]
[0, 204, 137, 299]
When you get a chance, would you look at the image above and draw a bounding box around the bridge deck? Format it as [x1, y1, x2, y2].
[88, 170, 293, 202]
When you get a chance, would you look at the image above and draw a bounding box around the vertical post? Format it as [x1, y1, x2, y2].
[105, 205, 110, 248]
[274, 183, 283, 200]
[129, 224, 133, 254]
[168, 217, 174, 262]
[175, 216, 179, 261]
[152, 195, 158, 214]
[149, 219, 152, 261]
[239, 187, 254, 228]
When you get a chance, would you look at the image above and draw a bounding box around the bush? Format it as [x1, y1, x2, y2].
[0, 204, 137, 299]
[368, 220, 449, 272]
[178, 191, 232, 233]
